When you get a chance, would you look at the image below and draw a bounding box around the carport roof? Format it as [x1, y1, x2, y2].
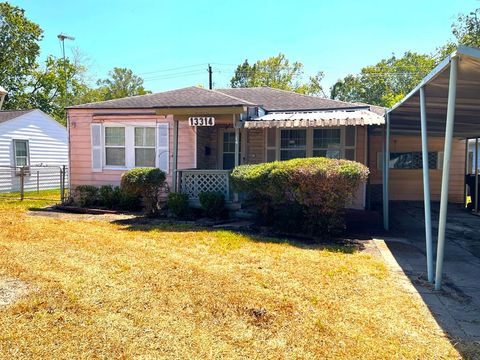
[388, 45, 480, 137]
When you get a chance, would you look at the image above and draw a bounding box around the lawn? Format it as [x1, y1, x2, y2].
[0, 197, 459, 359]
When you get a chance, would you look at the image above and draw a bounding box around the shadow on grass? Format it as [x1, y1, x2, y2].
[110, 216, 361, 254]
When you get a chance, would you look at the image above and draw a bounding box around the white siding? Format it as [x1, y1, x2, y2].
[0, 110, 68, 192]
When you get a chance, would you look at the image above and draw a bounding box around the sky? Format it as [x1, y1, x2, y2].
[11, 0, 478, 94]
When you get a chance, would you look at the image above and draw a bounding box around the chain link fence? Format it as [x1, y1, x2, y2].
[0, 165, 68, 202]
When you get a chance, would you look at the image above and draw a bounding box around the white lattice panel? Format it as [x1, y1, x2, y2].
[180, 171, 230, 200]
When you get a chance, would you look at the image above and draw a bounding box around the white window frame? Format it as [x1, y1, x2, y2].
[134, 126, 156, 168]
[266, 127, 356, 161]
[104, 125, 127, 169]
[13, 139, 30, 168]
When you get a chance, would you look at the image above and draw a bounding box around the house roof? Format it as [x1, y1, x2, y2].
[69, 85, 383, 115]
[69, 86, 255, 109]
[217, 87, 368, 112]
[0, 110, 35, 124]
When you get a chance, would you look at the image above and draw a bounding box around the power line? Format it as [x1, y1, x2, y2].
[143, 69, 206, 81]
[138, 63, 208, 76]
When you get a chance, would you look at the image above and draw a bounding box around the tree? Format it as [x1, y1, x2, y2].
[437, 8, 480, 59]
[230, 54, 325, 96]
[330, 52, 435, 107]
[0, 2, 43, 109]
[97, 67, 150, 100]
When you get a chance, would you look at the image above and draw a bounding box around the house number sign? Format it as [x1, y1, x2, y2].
[188, 117, 215, 126]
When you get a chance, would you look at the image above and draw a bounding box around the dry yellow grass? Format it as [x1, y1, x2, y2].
[0, 198, 460, 359]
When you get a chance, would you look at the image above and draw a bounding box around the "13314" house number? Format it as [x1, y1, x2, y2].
[188, 117, 215, 126]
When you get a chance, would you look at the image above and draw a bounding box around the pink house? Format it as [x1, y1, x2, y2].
[67, 86, 385, 208]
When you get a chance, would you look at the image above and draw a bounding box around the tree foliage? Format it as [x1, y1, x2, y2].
[331, 52, 435, 107]
[0, 2, 42, 106]
[0, 3, 150, 124]
[230, 54, 325, 96]
[96, 67, 150, 100]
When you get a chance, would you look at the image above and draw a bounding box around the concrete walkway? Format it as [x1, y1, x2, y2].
[380, 202, 480, 355]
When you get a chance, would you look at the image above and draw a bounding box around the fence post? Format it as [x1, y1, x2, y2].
[37, 170, 40, 193]
[20, 167, 25, 201]
[60, 166, 66, 203]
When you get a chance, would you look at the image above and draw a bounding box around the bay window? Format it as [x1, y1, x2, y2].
[105, 127, 125, 166]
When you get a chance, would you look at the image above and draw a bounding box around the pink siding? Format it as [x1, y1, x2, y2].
[68, 109, 195, 189]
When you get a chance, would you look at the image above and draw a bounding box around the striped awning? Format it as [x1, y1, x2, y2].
[244, 110, 384, 128]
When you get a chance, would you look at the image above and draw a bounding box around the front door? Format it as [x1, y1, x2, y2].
[220, 130, 241, 170]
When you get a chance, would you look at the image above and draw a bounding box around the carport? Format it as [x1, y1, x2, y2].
[383, 45, 480, 290]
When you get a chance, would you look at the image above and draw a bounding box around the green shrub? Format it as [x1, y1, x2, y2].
[199, 191, 225, 219]
[74, 185, 98, 207]
[121, 168, 166, 215]
[231, 157, 369, 237]
[167, 193, 189, 218]
[98, 185, 116, 208]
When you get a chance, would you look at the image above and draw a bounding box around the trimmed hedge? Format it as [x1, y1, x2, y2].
[121, 168, 167, 215]
[231, 157, 369, 237]
[74, 185, 140, 211]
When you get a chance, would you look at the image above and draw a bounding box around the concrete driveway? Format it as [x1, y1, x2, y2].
[385, 202, 480, 355]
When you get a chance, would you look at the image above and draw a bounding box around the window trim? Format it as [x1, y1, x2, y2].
[266, 127, 356, 161]
[13, 139, 30, 168]
[104, 125, 127, 169]
[134, 126, 156, 168]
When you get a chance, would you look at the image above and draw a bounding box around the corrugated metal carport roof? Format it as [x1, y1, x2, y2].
[388, 45, 480, 137]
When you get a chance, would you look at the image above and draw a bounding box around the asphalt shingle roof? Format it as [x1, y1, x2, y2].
[69, 86, 254, 109]
[216, 87, 369, 112]
[0, 110, 34, 124]
[68, 85, 384, 114]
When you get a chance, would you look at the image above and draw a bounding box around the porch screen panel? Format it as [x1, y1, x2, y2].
[312, 129, 341, 158]
[135, 127, 156, 167]
[280, 129, 306, 160]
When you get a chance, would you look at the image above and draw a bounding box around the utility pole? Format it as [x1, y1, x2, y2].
[208, 64, 213, 89]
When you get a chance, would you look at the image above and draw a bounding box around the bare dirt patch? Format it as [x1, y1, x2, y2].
[0, 278, 29, 306]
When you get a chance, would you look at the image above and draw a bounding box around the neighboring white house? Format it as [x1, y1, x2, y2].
[0, 109, 68, 192]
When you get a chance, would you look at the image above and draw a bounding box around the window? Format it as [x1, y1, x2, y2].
[222, 132, 236, 170]
[313, 129, 341, 158]
[377, 151, 440, 169]
[280, 129, 306, 160]
[13, 140, 29, 167]
[135, 127, 155, 167]
[105, 127, 125, 166]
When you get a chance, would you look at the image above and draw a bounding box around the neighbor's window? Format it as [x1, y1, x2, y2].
[134, 127, 156, 167]
[105, 127, 125, 166]
[280, 129, 306, 160]
[377, 151, 440, 169]
[13, 140, 29, 167]
[312, 129, 341, 159]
